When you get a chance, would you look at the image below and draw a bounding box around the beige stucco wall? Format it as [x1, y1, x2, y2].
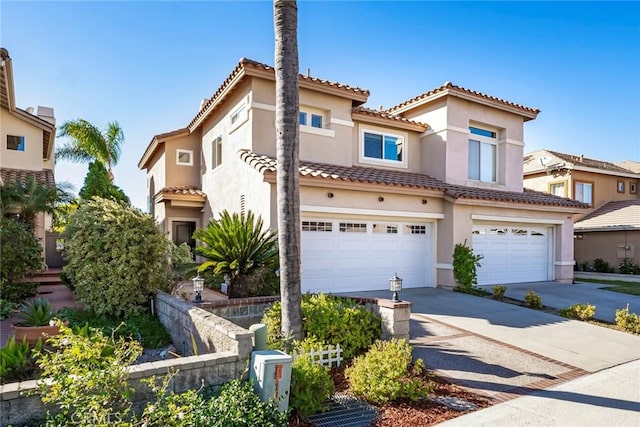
[575, 230, 640, 271]
[0, 110, 45, 170]
[404, 96, 526, 192]
[164, 134, 201, 188]
[435, 202, 576, 287]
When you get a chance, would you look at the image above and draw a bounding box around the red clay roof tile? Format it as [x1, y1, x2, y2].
[159, 185, 206, 199]
[0, 167, 55, 187]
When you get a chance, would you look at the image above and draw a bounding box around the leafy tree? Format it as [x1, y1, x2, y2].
[0, 176, 71, 230]
[56, 118, 124, 180]
[52, 199, 79, 234]
[452, 240, 483, 292]
[63, 198, 172, 317]
[274, 0, 303, 345]
[79, 161, 130, 203]
[194, 210, 278, 298]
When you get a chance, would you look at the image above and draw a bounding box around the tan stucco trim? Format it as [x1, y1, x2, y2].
[452, 197, 582, 213]
[138, 128, 189, 170]
[301, 205, 444, 220]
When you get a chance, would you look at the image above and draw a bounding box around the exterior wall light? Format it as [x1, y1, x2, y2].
[389, 273, 403, 302]
[192, 274, 205, 304]
[378, 196, 384, 202]
[327, 192, 334, 198]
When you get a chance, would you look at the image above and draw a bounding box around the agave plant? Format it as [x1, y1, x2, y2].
[17, 298, 56, 327]
[194, 210, 278, 297]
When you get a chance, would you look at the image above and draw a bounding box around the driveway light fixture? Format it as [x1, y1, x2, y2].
[389, 273, 403, 302]
[192, 274, 205, 304]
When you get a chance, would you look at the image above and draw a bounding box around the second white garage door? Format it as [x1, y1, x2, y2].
[472, 225, 552, 285]
[301, 218, 434, 293]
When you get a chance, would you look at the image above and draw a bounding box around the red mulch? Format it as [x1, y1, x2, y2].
[289, 365, 491, 427]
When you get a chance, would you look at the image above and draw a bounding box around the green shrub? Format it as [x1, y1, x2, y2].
[262, 294, 381, 360]
[593, 258, 614, 273]
[59, 308, 171, 349]
[0, 336, 41, 384]
[559, 303, 596, 320]
[62, 197, 172, 317]
[200, 379, 288, 427]
[345, 339, 431, 405]
[524, 290, 543, 309]
[619, 259, 640, 275]
[0, 298, 17, 320]
[0, 217, 42, 289]
[0, 281, 39, 304]
[492, 285, 507, 301]
[452, 240, 483, 292]
[615, 304, 640, 334]
[194, 210, 279, 298]
[35, 323, 142, 425]
[290, 354, 334, 417]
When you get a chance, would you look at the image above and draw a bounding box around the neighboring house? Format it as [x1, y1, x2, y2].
[0, 47, 57, 265]
[523, 150, 640, 270]
[140, 58, 586, 292]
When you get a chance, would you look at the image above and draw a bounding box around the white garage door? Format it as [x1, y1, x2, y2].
[472, 225, 552, 285]
[301, 218, 433, 293]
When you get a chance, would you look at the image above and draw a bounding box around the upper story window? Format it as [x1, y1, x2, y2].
[574, 181, 593, 206]
[212, 136, 223, 169]
[230, 105, 246, 125]
[176, 149, 193, 166]
[549, 182, 566, 197]
[363, 130, 404, 163]
[299, 111, 323, 129]
[7, 135, 25, 151]
[468, 126, 497, 182]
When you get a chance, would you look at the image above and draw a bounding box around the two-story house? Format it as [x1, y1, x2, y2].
[523, 150, 640, 270]
[139, 58, 586, 293]
[1, 47, 57, 265]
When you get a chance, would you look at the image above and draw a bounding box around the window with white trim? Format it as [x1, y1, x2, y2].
[231, 105, 246, 125]
[468, 126, 497, 182]
[299, 111, 324, 129]
[373, 224, 398, 234]
[212, 136, 223, 168]
[176, 149, 193, 166]
[549, 182, 565, 197]
[405, 225, 426, 235]
[7, 135, 25, 151]
[302, 221, 333, 232]
[574, 181, 593, 206]
[363, 130, 404, 163]
[339, 222, 367, 233]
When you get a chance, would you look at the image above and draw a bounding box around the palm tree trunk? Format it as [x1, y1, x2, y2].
[274, 0, 303, 344]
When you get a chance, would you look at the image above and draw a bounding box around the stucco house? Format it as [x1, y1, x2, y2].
[0, 47, 57, 264]
[524, 150, 640, 270]
[139, 58, 586, 293]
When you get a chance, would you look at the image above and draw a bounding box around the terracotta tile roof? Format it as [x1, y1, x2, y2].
[189, 58, 370, 130]
[575, 200, 640, 231]
[158, 185, 206, 199]
[352, 106, 428, 130]
[0, 168, 55, 187]
[542, 150, 635, 175]
[386, 81, 540, 118]
[616, 160, 640, 174]
[238, 150, 587, 209]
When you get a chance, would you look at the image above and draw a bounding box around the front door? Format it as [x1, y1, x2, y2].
[172, 221, 196, 252]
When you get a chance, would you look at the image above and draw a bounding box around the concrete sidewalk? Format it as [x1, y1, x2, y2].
[436, 359, 640, 427]
[479, 280, 640, 323]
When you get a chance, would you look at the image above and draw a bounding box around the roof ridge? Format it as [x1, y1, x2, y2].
[386, 81, 539, 116]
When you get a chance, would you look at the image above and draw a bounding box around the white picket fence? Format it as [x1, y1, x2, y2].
[293, 344, 343, 368]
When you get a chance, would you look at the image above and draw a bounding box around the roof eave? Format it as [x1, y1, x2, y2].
[575, 225, 640, 232]
[138, 128, 189, 170]
[352, 111, 427, 132]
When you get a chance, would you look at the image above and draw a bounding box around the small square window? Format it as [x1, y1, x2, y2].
[311, 114, 323, 129]
[631, 182, 638, 194]
[299, 112, 307, 126]
[617, 180, 625, 193]
[176, 149, 193, 166]
[7, 135, 25, 151]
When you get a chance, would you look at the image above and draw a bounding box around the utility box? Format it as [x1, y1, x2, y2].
[249, 350, 292, 413]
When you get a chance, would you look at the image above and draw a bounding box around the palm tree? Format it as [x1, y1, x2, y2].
[274, 0, 303, 343]
[56, 119, 124, 180]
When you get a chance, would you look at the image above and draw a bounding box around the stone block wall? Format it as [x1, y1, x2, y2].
[203, 296, 280, 329]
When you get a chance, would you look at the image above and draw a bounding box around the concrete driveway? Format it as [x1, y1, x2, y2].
[478, 280, 640, 323]
[341, 285, 640, 425]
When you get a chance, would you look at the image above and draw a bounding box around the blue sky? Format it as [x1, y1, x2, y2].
[2, 1, 639, 210]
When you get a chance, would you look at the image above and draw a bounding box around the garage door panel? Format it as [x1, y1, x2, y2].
[473, 225, 551, 285]
[302, 219, 433, 293]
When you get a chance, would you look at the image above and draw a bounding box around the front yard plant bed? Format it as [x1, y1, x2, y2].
[288, 365, 490, 427]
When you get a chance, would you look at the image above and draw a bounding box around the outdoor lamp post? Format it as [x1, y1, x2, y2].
[389, 273, 403, 302]
[192, 274, 205, 304]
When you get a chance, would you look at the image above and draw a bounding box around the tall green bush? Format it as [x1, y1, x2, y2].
[290, 354, 334, 417]
[262, 294, 381, 359]
[452, 240, 483, 291]
[0, 217, 42, 301]
[194, 210, 279, 298]
[62, 197, 172, 317]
